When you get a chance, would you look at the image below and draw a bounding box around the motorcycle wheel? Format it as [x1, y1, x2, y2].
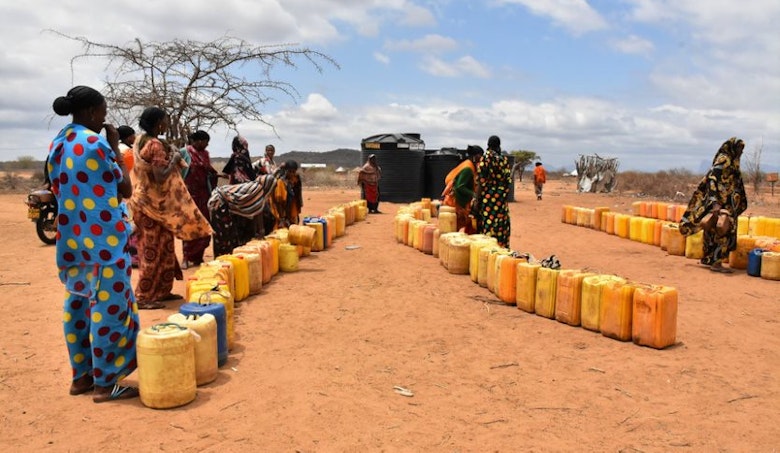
[36, 206, 58, 245]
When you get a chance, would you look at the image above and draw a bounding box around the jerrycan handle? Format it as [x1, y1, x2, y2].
[197, 288, 221, 305]
[151, 322, 187, 332]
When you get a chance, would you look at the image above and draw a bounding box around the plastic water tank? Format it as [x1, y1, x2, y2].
[361, 133, 426, 203]
[424, 148, 462, 199]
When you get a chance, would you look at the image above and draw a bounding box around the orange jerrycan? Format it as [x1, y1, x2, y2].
[632, 284, 678, 349]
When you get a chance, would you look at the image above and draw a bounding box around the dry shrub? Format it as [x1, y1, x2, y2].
[301, 168, 355, 188]
[618, 169, 700, 200]
[0, 171, 44, 193]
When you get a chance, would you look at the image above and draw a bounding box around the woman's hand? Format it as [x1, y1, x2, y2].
[104, 124, 120, 152]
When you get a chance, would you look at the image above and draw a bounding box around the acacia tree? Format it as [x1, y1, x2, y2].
[509, 150, 538, 181]
[51, 32, 339, 145]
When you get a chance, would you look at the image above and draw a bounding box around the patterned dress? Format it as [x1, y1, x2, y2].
[183, 145, 218, 264]
[476, 148, 512, 247]
[127, 136, 212, 305]
[47, 123, 139, 388]
[679, 137, 748, 265]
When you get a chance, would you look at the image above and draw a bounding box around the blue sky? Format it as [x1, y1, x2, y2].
[1, 0, 778, 172]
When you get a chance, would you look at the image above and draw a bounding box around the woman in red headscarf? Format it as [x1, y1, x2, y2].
[358, 154, 382, 213]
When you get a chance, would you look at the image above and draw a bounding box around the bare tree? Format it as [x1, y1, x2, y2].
[50, 32, 339, 145]
[741, 138, 763, 195]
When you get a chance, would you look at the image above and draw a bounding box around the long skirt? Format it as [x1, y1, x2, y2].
[61, 260, 139, 387]
[134, 210, 182, 303]
[183, 194, 211, 264]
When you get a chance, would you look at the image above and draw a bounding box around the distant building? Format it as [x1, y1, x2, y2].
[301, 163, 327, 169]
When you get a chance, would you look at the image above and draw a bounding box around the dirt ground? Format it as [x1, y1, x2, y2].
[1, 179, 778, 452]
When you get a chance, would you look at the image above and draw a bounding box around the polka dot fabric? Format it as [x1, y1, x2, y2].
[61, 261, 139, 387]
[476, 148, 512, 248]
[48, 123, 138, 388]
[48, 124, 132, 269]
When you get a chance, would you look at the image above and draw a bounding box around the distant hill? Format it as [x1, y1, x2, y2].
[212, 148, 363, 172]
[278, 148, 363, 169]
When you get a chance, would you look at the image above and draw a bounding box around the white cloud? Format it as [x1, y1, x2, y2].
[421, 55, 491, 78]
[299, 94, 339, 118]
[497, 0, 608, 34]
[374, 52, 391, 64]
[385, 34, 459, 53]
[400, 3, 438, 27]
[611, 34, 654, 56]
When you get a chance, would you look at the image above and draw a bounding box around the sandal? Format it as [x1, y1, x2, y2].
[93, 384, 140, 403]
[159, 293, 184, 301]
[709, 265, 734, 274]
[137, 300, 165, 310]
[69, 375, 94, 395]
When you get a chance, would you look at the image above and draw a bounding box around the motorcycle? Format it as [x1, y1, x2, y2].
[25, 188, 58, 245]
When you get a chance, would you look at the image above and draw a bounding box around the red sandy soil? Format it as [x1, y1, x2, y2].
[1, 179, 778, 452]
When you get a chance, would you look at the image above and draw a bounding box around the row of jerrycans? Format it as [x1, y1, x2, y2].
[401, 222, 678, 349]
[516, 264, 677, 349]
[464, 239, 677, 349]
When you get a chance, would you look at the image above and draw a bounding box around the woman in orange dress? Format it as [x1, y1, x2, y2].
[127, 107, 212, 309]
[441, 145, 482, 233]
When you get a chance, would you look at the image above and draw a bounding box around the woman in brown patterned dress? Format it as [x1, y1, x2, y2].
[679, 137, 748, 273]
[127, 107, 212, 309]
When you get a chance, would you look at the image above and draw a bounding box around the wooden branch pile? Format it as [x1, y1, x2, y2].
[575, 154, 619, 193]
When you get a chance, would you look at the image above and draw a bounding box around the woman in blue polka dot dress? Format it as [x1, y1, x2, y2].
[48, 86, 140, 403]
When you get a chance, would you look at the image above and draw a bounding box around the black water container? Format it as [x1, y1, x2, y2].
[360, 133, 425, 203]
[424, 148, 462, 200]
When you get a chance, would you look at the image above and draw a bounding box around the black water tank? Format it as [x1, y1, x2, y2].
[424, 148, 462, 199]
[360, 133, 426, 203]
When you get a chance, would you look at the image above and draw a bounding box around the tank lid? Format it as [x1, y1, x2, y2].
[361, 133, 425, 146]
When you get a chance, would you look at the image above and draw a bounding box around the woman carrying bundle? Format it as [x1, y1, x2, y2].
[208, 174, 281, 256]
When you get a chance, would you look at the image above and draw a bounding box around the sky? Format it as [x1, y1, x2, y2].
[1, 0, 778, 172]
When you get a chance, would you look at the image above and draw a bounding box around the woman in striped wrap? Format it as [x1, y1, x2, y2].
[208, 174, 281, 256]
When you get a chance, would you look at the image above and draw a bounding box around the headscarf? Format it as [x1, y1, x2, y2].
[223, 135, 256, 183]
[487, 135, 501, 152]
[358, 154, 381, 185]
[679, 137, 748, 235]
